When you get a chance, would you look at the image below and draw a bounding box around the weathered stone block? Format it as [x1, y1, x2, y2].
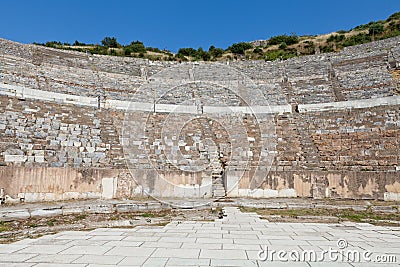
[0, 209, 30, 221]
[5, 155, 26, 162]
[30, 207, 62, 218]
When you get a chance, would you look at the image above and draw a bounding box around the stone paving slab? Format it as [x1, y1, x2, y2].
[26, 254, 82, 264]
[0, 206, 399, 266]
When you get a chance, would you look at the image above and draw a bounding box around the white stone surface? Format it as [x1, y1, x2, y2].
[4, 82, 400, 117]
[0, 206, 399, 266]
[299, 95, 400, 113]
[101, 177, 118, 199]
[384, 192, 400, 201]
[0, 83, 98, 107]
[4, 155, 26, 163]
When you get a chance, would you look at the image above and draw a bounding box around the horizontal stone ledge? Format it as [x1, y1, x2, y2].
[117, 104, 292, 114]
[0, 83, 98, 107]
[2, 83, 400, 115]
[298, 95, 400, 113]
[0, 83, 292, 114]
[203, 105, 291, 114]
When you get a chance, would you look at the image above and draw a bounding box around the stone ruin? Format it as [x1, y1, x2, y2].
[0, 36, 399, 204]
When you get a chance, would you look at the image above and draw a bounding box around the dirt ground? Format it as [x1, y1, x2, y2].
[239, 205, 400, 225]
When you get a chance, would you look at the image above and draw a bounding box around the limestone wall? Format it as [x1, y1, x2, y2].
[0, 91, 398, 201]
[0, 96, 125, 169]
[0, 166, 126, 201]
[0, 37, 399, 202]
[227, 170, 400, 201]
[1, 37, 399, 106]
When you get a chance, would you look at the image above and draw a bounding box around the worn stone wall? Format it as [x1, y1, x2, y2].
[0, 96, 125, 169]
[1, 37, 399, 105]
[271, 107, 400, 173]
[1, 92, 398, 201]
[227, 170, 400, 201]
[0, 95, 139, 201]
[235, 106, 400, 200]
[0, 166, 133, 201]
[0, 37, 399, 201]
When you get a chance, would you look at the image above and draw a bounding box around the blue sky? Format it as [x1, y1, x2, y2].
[1, 1, 399, 52]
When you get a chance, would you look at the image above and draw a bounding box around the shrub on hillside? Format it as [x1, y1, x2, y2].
[253, 47, 263, 54]
[177, 47, 197, 57]
[327, 34, 345, 43]
[127, 41, 146, 53]
[265, 49, 296, 61]
[91, 45, 108, 55]
[321, 45, 334, 53]
[279, 42, 287, 49]
[175, 53, 188, 61]
[195, 47, 211, 61]
[343, 33, 371, 47]
[388, 12, 400, 21]
[227, 42, 252, 55]
[44, 41, 62, 48]
[73, 40, 87, 46]
[268, 34, 299, 46]
[209, 46, 224, 58]
[176, 47, 212, 61]
[368, 22, 385, 35]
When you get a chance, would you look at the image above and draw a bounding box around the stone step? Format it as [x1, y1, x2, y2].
[212, 188, 226, 198]
[213, 190, 225, 194]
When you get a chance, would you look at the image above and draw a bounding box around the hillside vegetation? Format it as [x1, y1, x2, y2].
[35, 12, 400, 62]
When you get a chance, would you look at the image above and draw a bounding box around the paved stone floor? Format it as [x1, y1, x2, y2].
[0, 207, 399, 266]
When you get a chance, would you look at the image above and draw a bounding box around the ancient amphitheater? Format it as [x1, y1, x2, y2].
[0, 37, 399, 203]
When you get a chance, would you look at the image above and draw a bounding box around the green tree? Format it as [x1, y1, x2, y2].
[227, 42, 252, 55]
[253, 47, 263, 54]
[177, 47, 197, 57]
[127, 41, 146, 53]
[101, 37, 119, 48]
[368, 22, 384, 35]
[175, 53, 188, 61]
[268, 34, 299, 46]
[73, 40, 86, 46]
[124, 47, 132, 56]
[208, 45, 224, 58]
[196, 47, 210, 61]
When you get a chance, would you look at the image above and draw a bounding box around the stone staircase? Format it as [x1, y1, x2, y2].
[211, 158, 226, 198]
[294, 113, 322, 170]
[99, 114, 125, 168]
[327, 60, 346, 102]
